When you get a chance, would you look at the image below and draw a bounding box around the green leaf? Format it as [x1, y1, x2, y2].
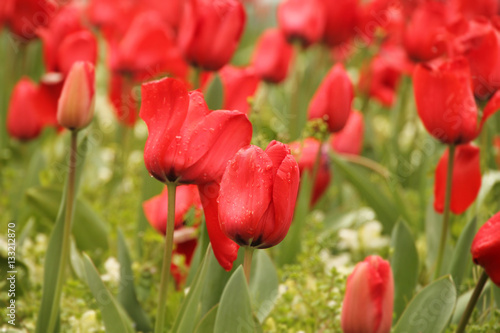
[425, 199, 452, 276]
[494, 284, 500, 309]
[448, 217, 476, 289]
[450, 289, 473, 324]
[186, 222, 210, 287]
[194, 305, 218, 333]
[276, 170, 313, 266]
[36, 136, 88, 333]
[393, 276, 457, 333]
[249, 251, 279, 323]
[476, 171, 500, 209]
[117, 229, 153, 332]
[214, 266, 256, 333]
[204, 74, 224, 110]
[331, 153, 399, 232]
[81, 253, 135, 333]
[391, 220, 419, 321]
[26, 186, 109, 254]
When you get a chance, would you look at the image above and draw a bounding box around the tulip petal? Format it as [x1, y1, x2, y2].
[218, 146, 274, 245]
[57, 30, 98, 77]
[434, 144, 481, 214]
[331, 110, 364, 155]
[471, 212, 500, 286]
[480, 89, 500, 130]
[198, 182, 239, 271]
[181, 110, 252, 183]
[7, 78, 43, 141]
[264, 140, 291, 178]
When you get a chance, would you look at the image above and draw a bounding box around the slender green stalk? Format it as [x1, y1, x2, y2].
[289, 42, 303, 141]
[47, 130, 78, 333]
[243, 247, 255, 284]
[191, 66, 202, 90]
[154, 181, 177, 333]
[456, 270, 489, 333]
[434, 144, 456, 280]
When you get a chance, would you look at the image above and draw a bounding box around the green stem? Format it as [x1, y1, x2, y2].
[289, 42, 303, 141]
[154, 181, 177, 333]
[434, 144, 456, 280]
[191, 66, 202, 90]
[243, 247, 254, 284]
[47, 130, 78, 333]
[456, 270, 489, 333]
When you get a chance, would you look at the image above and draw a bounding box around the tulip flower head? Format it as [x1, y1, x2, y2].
[471, 211, 500, 286]
[218, 141, 300, 249]
[277, 0, 325, 47]
[57, 61, 95, 131]
[341, 255, 394, 333]
[7, 78, 43, 141]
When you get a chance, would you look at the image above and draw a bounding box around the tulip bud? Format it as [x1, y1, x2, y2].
[308, 63, 353, 133]
[471, 211, 500, 286]
[218, 141, 300, 249]
[57, 61, 95, 130]
[341, 255, 394, 333]
[7, 78, 43, 141]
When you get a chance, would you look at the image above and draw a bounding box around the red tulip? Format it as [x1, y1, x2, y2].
[141, 0, 185, 32]
[218, 141, 300, 249]
[451, 0, 498, 19]
[413, 57, 482, 145]
[109, 74, 138, 127]
[331, 110, 364, 155]
[140, 77, 253, 184]
[434, 144, 481, 214]
[356, 0, 404, 44]
[178, 0, 246, 71]
[471, 211, 500, 286]
[308, 63, 353, 133]
[252, 29, 294, 84]
[277, 0, 325, 47]
[86, 0, 138, 42]
[449, 18, 500, 100]
[3, 0, 57, 41]
[7, 78, 43, 141]
[289, 138, 331, 206]
[218, 65, 260, 115]
[320, 0, 358, 47]
[341, 255, 394, 333]
[143, 185, 202, 235]
[57, 61, 95, 130]
[37, 5, 97, 76]
[403, 1, 448, 62]
[36, 73, 64, 129]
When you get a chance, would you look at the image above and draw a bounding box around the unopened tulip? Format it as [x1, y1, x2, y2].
[178, 0, 246, 71]
[219, 65, 260, 115]
[308, 63, 353, 133]
[471, 211, 500, 286]
[252, 29, 294, 84]
[331, 110, 364, 156]
[7, 78, 43, 141]
[57, 61, 95, 130]
[434, 144, 481, 215]
[277, 0, 325, 47]
[320, 0, 358, 47]
[341, 255, 394, 333]
[218, 141, 300, 249]
[289, 138, 331, 206]
[140, 77, 252, 185]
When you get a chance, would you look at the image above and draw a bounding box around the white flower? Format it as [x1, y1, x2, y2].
[101, 257, 120, 283]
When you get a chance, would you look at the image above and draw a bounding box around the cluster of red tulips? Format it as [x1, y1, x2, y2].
[2, 0, 500, 332]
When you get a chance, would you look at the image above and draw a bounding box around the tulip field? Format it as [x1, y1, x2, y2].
[2, 0, 500, 332]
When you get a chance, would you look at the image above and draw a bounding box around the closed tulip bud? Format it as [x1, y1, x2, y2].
[308, 63, 353, 133]
[7, 78, 43, 141]
[471, 211, 500, 286]
[57, 61, 95, 130]
[277, 0, 325, 47]
[178, 0, 246, 71]
[341, 255, 394, 333]
[252, 29, 294, 84]
[218, 141, 300, 249]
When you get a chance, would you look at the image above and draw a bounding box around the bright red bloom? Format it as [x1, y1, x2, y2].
[449, 18, 500, 100]
[252, 29, 294, 84]
[330, 110, 364, 155]
[86, 0, 138, 43]
[413, 57, 500, 145]
[289, 138, 331, 206]
[140, 77, 253, 184]
[37, 73, 64, 128]
[3, 0, 57, 41]
[37, 5, 97, 76]
[7, 78, 43, 141]
[219, 65, 260, 115]
[403, 1, 448, 62]
[308, 63, 353, 133]
[178, 0, 246, 71]
[434, 144, 481, 215]
[143, 185, 202, 235]
[108, 74, 138, 127]
[356, 0, 404, 44]
[218, 141, 300, 249]
[277, 0, 325, 47]
[471, 211, 500, 286]
[451, 0, 498, 19]
[320, 0, 358, 47]
[341, 255, 394, 333]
